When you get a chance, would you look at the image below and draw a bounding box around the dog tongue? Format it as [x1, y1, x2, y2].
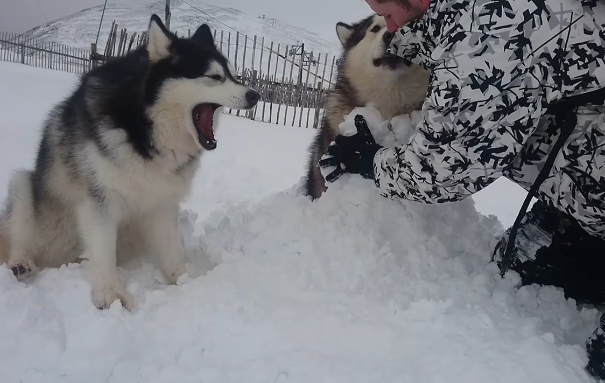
[195, 104, 215, 142]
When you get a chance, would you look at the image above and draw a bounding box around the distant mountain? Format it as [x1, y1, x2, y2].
[20, 0, 342, 57]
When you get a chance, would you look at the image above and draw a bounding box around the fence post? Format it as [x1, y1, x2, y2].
[49, 42, 53, 70]
[90, 43, 97, 70]
[247, 70, 258, 120]
[20, 35, 25, 64]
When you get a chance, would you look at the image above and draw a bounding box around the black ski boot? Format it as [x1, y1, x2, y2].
[493, 199, 605, 305]
[493, 199, 605, 381]
[587, 313, 605, 380]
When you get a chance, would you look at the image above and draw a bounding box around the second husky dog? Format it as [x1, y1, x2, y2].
[305, 15, 430, 199]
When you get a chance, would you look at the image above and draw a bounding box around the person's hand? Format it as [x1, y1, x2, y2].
[319, 114, 383, 182]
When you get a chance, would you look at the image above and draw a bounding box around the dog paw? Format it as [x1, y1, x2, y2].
[91, 284, 134, 311]
[159, 254, 187, 285]
[8, 260, 37, 280]
[163, 265, 187, 285]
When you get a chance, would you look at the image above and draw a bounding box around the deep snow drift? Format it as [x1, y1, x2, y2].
[0, 62, 600, 383]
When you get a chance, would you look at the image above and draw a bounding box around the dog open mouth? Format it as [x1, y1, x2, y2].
[373, 53, 411, 70]
[192, 103, 221, 150]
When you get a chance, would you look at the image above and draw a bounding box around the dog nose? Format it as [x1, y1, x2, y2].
[382, 30, 394, 44]
[245, 89, 260, 105]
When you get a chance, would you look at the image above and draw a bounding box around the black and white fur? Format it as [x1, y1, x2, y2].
[0, 14, 259, 310]
[304, 15, 430, 199]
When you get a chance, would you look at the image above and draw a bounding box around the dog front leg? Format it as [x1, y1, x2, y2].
[3, 169, 39, 279]
[77, 200, 134, 311]
[142, 206, 187, 285]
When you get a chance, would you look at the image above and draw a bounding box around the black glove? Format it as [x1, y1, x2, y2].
[318, 114, 383, 182]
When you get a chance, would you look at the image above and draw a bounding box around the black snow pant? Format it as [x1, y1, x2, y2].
[493, 199, 605, 380]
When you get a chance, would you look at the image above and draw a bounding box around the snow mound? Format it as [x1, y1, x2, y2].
[1, 176, 598, 382]
[197, 174, 597, 382]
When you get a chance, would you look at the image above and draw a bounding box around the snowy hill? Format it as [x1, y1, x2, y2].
[19, 0, 342, 56]
[0, 61, 600, 383]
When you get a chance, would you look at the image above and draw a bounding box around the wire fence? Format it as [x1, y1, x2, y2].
[0, 22, 342, 129]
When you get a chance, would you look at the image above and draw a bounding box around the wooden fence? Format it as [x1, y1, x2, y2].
[0, 31, 90, 73]
[0, 22, 342, 129]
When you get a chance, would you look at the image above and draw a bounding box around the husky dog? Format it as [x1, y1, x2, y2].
[0, 14, 259, 310]
[305, 15, 430, 199]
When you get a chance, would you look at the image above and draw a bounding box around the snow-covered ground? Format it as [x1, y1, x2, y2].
[0, 61, 600, 383]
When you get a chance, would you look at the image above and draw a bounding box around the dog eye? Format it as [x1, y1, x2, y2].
[207, 75, 222, 81]
[371, 25, 381, 33]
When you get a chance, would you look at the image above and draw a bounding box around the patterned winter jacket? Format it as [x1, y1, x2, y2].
[376, 0, 605, 238]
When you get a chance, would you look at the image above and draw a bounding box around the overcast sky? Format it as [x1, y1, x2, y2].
[0, 0, 372, 37]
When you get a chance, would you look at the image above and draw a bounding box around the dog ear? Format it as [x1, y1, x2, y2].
[336, 22, 353, 46]
[147, 14, 174, 62]
[191, 24, 215, 47]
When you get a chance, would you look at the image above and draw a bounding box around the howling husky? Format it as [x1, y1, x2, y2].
[0, 14, 260, 310]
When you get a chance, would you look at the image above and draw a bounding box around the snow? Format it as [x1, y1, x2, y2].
[0, 61, 600, 383]
[21, 1, 341, 58]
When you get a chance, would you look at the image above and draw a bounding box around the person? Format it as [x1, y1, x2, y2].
[318, 0, 605, 379]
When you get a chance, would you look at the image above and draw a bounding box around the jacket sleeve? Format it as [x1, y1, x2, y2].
[373, 26, 547, 204]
